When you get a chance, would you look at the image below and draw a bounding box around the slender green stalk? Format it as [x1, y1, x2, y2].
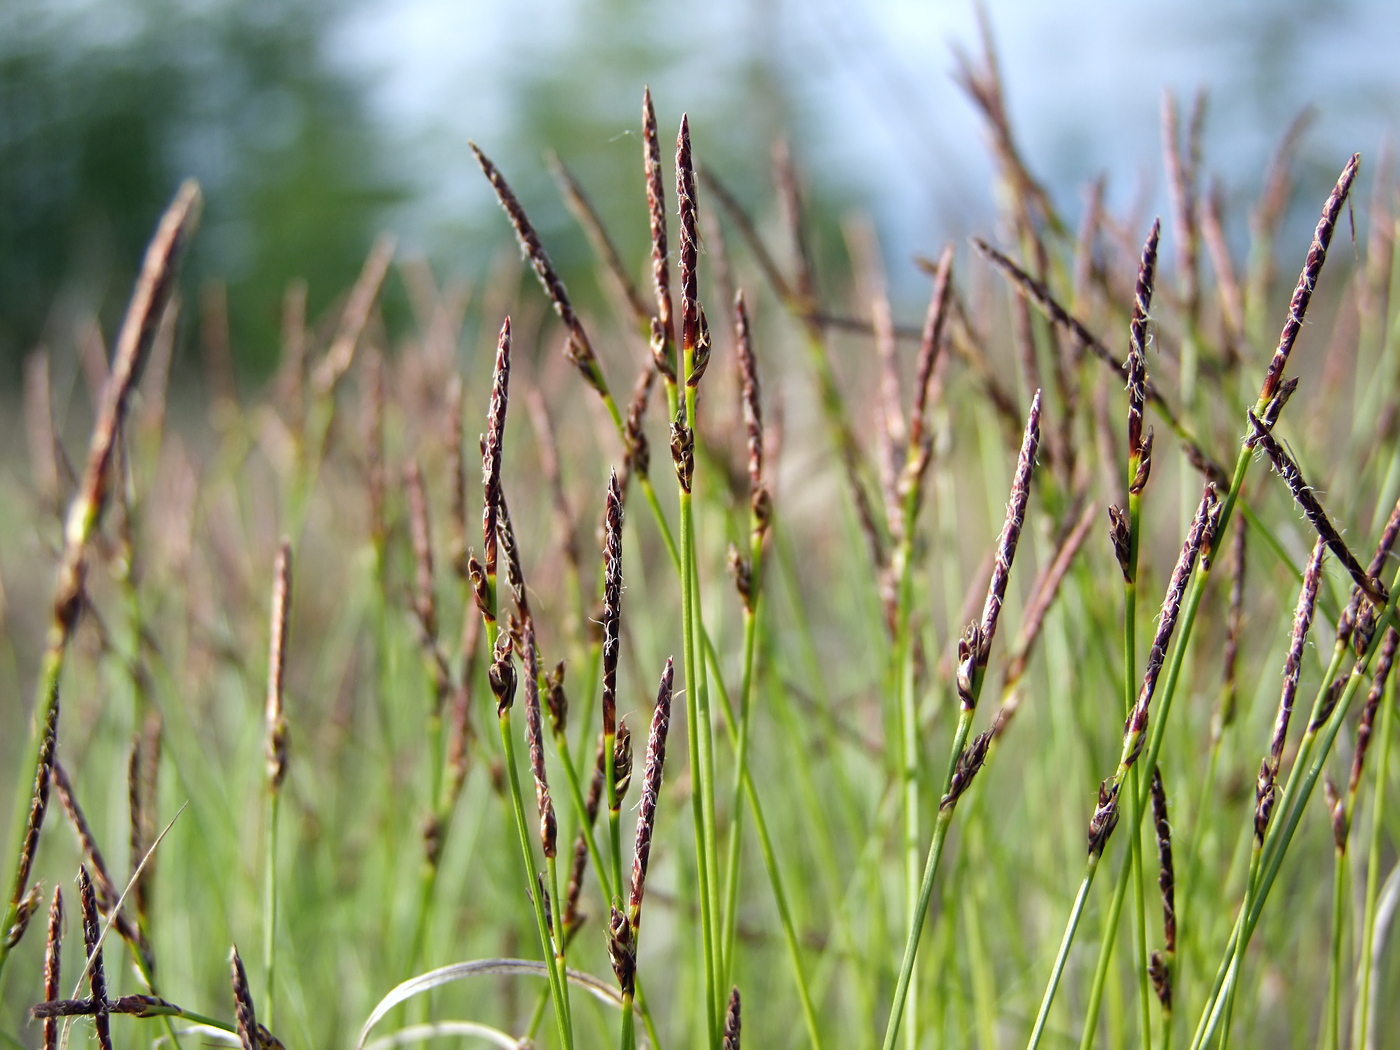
[262, 791, 281, 1028]
[721, 518, 765, 987]
[883, 708, 976, 1050]
[498, 707, 573, 1050]
[262, 542, 291, 1030]
[1028, 855, 1103, 1050]
[1084, 220, 1160, 1050]
[1323, 839, 1347, 1050]
[1353, 668, 1396, 1049]
[1214, 845, 1263, 1050]
[883, 391, 1041, 1050]
[677, 414, 719, 1046]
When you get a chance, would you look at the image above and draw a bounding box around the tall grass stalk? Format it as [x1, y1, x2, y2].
[673, 112, 723, 1046]
[1079, 218, 1161, 1050]
[262, 541, 292, 1029]
[882, 390, 1041, 1050]
[1352, 656, 1397, 1049]
[0, 180, 199, 986]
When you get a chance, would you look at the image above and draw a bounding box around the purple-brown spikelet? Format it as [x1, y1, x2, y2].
[1108, 505, 1132, 581]
[1087, 779, 1122, 857]
[734, 292, 763, 493]
[127, 736, 146, 921]
[519, 616, 557, 859]
[545, 661, 569, 737]
[564, 735, 607, 930]
[1311, 678, 1347, 735]
[628, 658, 674, 926]
[1339, 494, 1400, 650]
[613, 723, 634, 801]
[1349, 626, 1399, 798]
[907, 244, 955, 460]
[1127, 220, 1161, 465]
[497, 497, 530, 620]
[1247, 412, 1388, 607]
[42, 887, 61, 1050]
[1255, 538, 1326, 841]
[266, 541, 291, 790]
[1258, 153, 1359, 404]
[671, 400, 695, 493]
[644, 88, 675, 359]
[676, 116, 709, 386]
[602, 470, 624, 741]
[482, 318, 511, 589]
[1150, 765, 1176, 954]
[7, 693, 57, 947]
[471, 145, 604, 393]
[231, 945, 258, 1050]
[607, 904, 636, 997]
[963, 390, 1040, 701]
[1325, 775, 1348, 850]
[622, 365, 655, 490]
[1123, 484, 1218, 763]
[724, 986, 742, 1050]
[467, 554, 491, 624]
[77, 867, 111, 1050]
[489, 632, 516, 716]
[941, 730, 993, 809]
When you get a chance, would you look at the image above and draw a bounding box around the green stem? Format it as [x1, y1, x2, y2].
[1027, 854, 1104, 1050]
[498, 712, 573, 1050]
[1082, 480, 1151, 1050]
[881, 707, 975, 1050]
[262, 787, 281, 1030]
[677, 410, 719, 1048]
[708, 633, 825, 1050]
[898, 598, 921, 1050]
[1215, 846, 1263, 1050]
[1352, 669, 1395, 1049]
[721, 532, 764, 987]
[1323, 845, 1347, 1050]
[620, 990, 636, 1050]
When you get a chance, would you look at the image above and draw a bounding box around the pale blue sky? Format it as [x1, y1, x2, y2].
[334, 0, 1400, 283]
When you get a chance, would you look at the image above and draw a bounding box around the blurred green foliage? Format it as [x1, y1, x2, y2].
[0, 0, 403, 379]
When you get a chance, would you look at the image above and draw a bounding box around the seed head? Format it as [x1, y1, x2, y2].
[602, 470, 624, 738]
[724, 987, 743, 1050]
[628, 659, 674, 926]
[265, 541, 292, 790]
[1259, 153, 1359, 404]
